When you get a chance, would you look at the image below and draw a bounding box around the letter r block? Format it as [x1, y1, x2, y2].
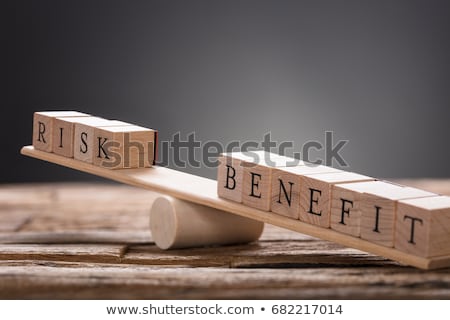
[93, 125, 157, 169]
[395, 196, 450, 257]
[32, 111, 90, 152]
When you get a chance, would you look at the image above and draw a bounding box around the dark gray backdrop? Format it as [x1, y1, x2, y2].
[3, 0, 450, 182]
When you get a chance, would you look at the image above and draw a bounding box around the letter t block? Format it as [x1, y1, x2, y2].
[395, 196, 450, 257]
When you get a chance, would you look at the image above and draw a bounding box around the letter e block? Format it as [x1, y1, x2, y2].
[395, 196, 450, 257]
[271, 165, 341, 219]
[299, 172, 374, 228]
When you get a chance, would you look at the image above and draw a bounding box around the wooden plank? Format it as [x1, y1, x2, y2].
[20, 146, 450, 270]
[122, 240, 394, 268]
[0, 244, 126, 263]
[0, 230, 152, 244]
[0, 262, 449, 299]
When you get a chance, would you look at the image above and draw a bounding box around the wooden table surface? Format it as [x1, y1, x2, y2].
[0, 180, 449, 299]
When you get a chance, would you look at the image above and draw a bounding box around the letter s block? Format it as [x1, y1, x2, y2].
[32, 111, 90, 152]
[395, 196, 450, 257]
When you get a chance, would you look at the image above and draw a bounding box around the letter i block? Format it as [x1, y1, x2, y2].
[330, 181, 383, 237]
[73, 118, 131, 163]
[395, 196, 450, 257]
[93, 125, 157, 169]
[52, 116, 97, 157]
[360, 183, 436, 247]
[32, 111, 90, 152]
[242, 153, 300, 211]
[271, 165, 342, 219]
[298, 172, 374, 227]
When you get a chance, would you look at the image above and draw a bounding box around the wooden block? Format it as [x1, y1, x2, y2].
[330, 181, 385, 237]
[271, 165, 342, 219]
[395, 196, 450, 257]
[52, 116, 99, 157]
[32, 111, 89, 152]
[242, 153, 303, 211]
[299, 172, 375, 227]
[93, 125, 157, 169]
[73, 118, 131, 163]
[217, 154, 245, 203]
[217, 151, 299, 203]
[360, 183, 436, 247]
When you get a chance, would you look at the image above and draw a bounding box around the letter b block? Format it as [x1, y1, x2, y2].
[395, 196, 450, 257]
[217, 154, 245, 203]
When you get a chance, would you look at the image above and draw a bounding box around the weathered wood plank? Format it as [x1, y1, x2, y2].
[122, 240, 395, 268]
[0, 230, 152, 244]
[0, 244, 126, 263]
[0, 263, 449, 299]
[0, 182, 449, 299]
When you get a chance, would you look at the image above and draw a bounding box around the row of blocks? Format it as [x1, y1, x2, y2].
[32, 111, 157, 169]
[217, 151, 450, 258]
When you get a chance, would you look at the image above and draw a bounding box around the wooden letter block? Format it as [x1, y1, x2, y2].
[217, 154, 245, 203]
[360, 183, 436, 247]
[32, 111, 89, 152]
[242, 152, 302, 211]
[52, 116, 95, 157]
[93, 125, 157, 169]
[299, 172, 374, 228]
[330, 181, 384, 237]
[395, 196, 450, 257]
[270, 165, 342, 219]
[74, 118, 130, 163]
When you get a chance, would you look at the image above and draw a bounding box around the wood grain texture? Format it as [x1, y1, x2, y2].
[0, 182, 450, 298]
[19, 146, 450, 270]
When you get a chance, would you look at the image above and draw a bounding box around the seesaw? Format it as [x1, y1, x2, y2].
[20, 145, 450, 269]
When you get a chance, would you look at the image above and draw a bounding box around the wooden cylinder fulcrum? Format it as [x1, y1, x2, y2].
[149, 195, 264, 250]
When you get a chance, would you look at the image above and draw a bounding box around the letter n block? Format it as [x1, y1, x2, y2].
[330, 181, 382, 237]
[395, 196, 450, 257]
[32, 111, 89, 152]
[93, 125, 157, 169]
[271, 165, 342, 219]
[242, 152, 299, 211]
[299, 172, 374, 227]
[360, 183, 436, 247]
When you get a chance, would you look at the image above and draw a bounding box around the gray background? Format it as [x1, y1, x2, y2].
[3, 0, 450, 182]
